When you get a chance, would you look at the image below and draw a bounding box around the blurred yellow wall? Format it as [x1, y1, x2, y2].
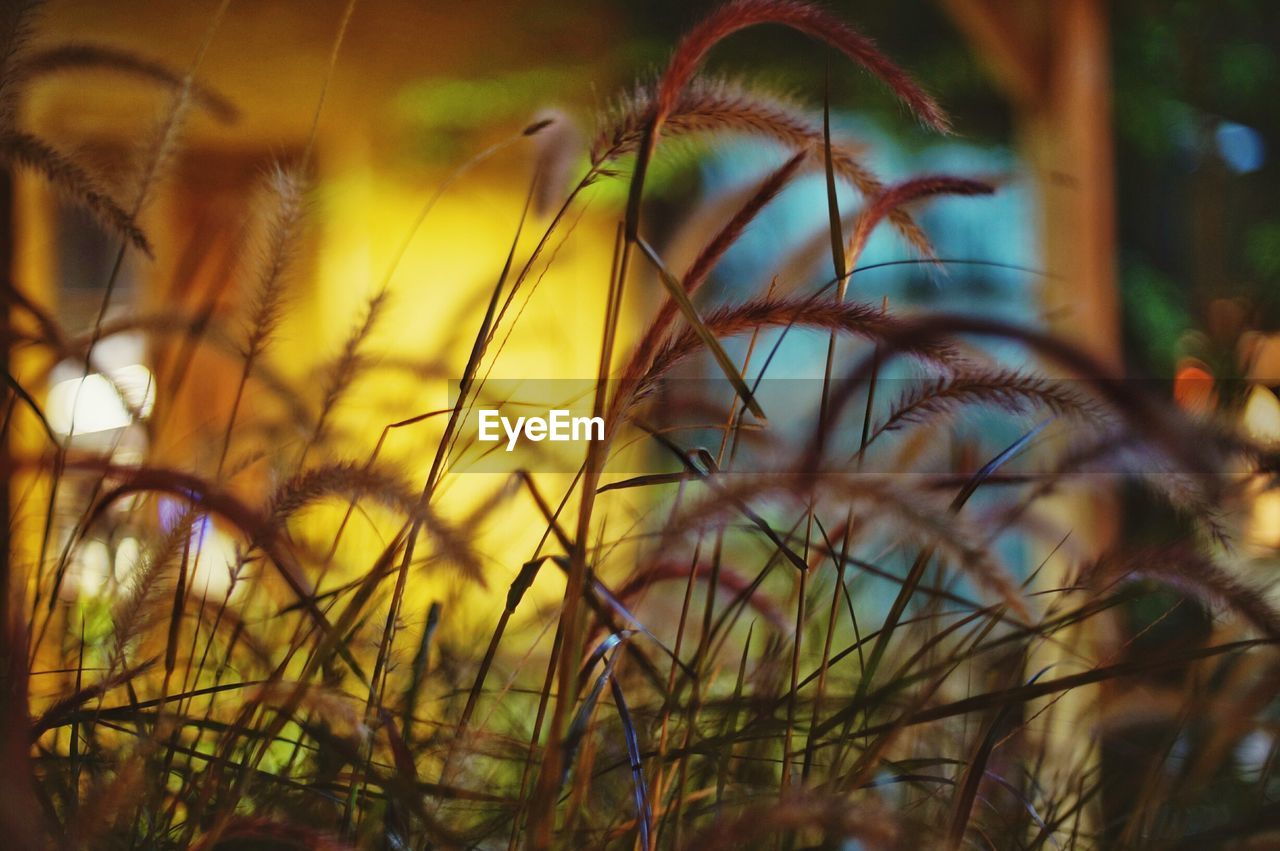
[10, 0, 634, 639]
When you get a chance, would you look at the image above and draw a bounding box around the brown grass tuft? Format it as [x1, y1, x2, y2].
[0, 131, 152, 254]
[844, 174, 993, 266]
[309, 289, 389, 452]
[639, 294, 955, 396]
[618, 150, 806, 402]
[594, 79, 932, 254]
[18, 43, 239, 122]
[0, 0, 41, 126]
[868, 368, 1102, 446]
[241, 166, 307, 362]
[1087, 546, 1280, 641]
[269, 462, 484, 584]
[655, 0, 950, 133]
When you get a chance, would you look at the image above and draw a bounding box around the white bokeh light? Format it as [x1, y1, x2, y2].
[46, 364, 156, 437]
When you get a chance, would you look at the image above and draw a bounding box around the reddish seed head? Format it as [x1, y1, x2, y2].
[656, 0, 951, 133]
[847, 175, 994, 263]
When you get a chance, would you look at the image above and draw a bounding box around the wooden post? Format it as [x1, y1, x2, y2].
[943, 0, 1120, 372]
[1039, 0, 1121, 373]
[941, 0, 1120, 841]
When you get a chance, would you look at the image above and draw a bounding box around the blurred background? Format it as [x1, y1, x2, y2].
[5, 1, 1280, 842]
[15, 0, 1280, 440]
[13, 0, 1280, 588]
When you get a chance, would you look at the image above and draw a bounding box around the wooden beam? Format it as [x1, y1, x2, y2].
[941, 5, 1121, 844]
[944, 0, 1120, 370]
[1041, 0, 1120, 372]
[940, 0, 1047, 106]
